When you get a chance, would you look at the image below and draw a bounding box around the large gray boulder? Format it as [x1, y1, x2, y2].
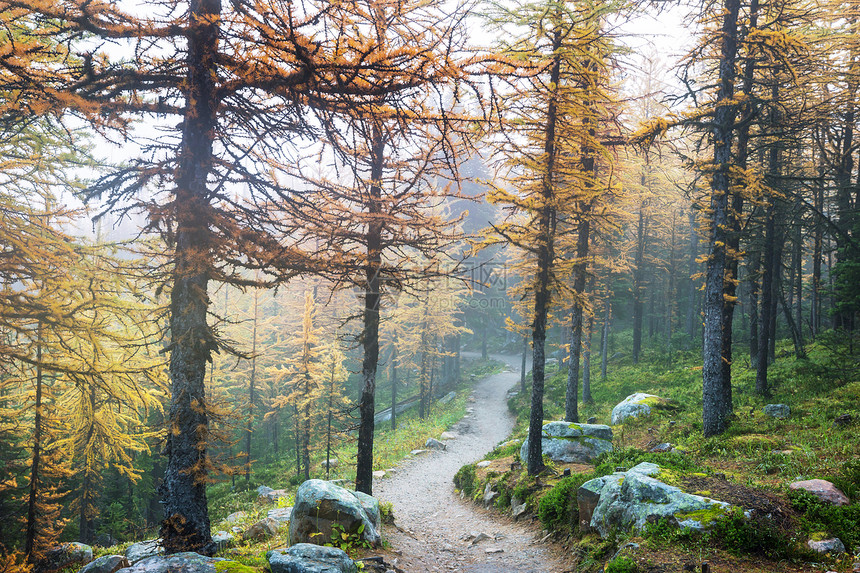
[125, 540, 162, 564]
[519, 421, 613, 463]
[578, 462, 735, 538]
[289, 479, 381, 547]
[611, 393, 670, 424]
[268, 544, 356, 573]
[115, 553, 232, 573]
[807, 538, 845, 554]
[79, 555, 129, 573]
[39, 542, 93, 573]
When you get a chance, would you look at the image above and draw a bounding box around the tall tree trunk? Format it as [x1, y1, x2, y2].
[80, 386, 96, 545]
[748, 250, 761, 368]
[326, 356, 336, 479]
[566, 211, 591, 422]
[355, 126, 384, 495]
[25, 322, 43, 561]
[481, 312, 488, 360]
[520, 335, 528, 394]
[390, 346, 398, 431]
[600, 302, 610, 381]
[720, 0, 757, 415]
[702, 0, 740, 438]
[756, 106, 780, 396]
[812, 156, 824, 337]
[686, 209, 699, 346]
[159, 0, 221, 554]
[633, 204, 647, 363]
[302, 375, 311, 482]
[245, 288, 258, 483]
[666, 212, 677, 351]
[834, 36, 858, 332]
[527, 29, 562, 476]
[582, 307, 594, 404]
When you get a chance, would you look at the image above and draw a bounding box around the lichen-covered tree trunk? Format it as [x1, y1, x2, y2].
[702, 0, 740, 438]
[159, 0, 220, 554]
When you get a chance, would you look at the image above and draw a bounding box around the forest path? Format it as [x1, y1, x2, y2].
[374, 352, 573, 573]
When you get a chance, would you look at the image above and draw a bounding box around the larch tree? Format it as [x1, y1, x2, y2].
[482, 0, 622, 473]
[0, 0, 478, 549]
[273, 0, 477, 494]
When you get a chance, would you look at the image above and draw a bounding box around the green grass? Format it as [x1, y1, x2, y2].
[474, 329, 860, 568]
[205, 358, 502, 525]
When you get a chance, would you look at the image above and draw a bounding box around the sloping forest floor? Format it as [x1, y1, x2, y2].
[454, 333, 860, 573]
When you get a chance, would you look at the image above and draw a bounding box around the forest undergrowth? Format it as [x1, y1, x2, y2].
[458, 331, 860, 573]
[89, 358, 503, 566]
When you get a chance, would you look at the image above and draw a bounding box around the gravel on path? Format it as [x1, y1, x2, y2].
[374, 353, 573, 573]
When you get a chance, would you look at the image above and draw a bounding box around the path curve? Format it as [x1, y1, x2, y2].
[374, 352, 572, 573]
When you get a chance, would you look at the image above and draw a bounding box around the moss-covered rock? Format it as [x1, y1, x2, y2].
[611, 393, 678, 425]
[519, 421, 613, 463]
[578, 462, 736, 538]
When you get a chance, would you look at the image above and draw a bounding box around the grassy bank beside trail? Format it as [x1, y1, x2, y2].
[93, 358, 505, 567]
[204, 357, 504, 519]
[456, 334, 860, 573]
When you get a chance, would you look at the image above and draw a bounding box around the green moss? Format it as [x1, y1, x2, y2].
[674, 505, 730, 527]
[656, 468, 682, 487]
[809, 530, 828, 542]
[567, 423, 583, 431]
[728, 434, 779, 450]
[693, 490, 711, 496]
[214, 560, 260, 573]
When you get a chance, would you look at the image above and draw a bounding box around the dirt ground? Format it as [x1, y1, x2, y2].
[372, 353, 576, 573]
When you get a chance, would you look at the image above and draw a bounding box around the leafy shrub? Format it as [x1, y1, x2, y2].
[485, 440, 522, 461]
[833, 458, 860, 501]
[642, 517, 697, 547]
[537, 473, 592, 532]
[605, 555, 637, 573]
[708, 508, 793, 558]
[379, 501, 394, 524]
[790, 489, 860, 551]
[592, 447, 702, 478]
[453, 464, 477, 497]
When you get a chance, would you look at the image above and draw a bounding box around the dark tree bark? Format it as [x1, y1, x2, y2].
[390, 346, 398, 431]
[666, 212, 677, 351]
[702, 0, 740, 438]
[355, 125, 384, 495]
[686, 209, 699, 346]
[520, 335, 528, 394]
[756, 143, 778, 396]
[582, 306, 594, 404]
[720, 0, 757, 414]
[527, 29, 563, 477]
[812, 157, 824, 337]
[600, 302, 610, 381]
[633, 204, 648, 363]
[25, 323, 43, 561]
[748, 250, 761, 368]
[245, 289, 258, 483]
[159, 0, 221, 554]
[565, 211, 591, 422]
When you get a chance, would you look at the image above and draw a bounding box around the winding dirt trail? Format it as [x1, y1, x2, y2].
[374, 353, 573, 573]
